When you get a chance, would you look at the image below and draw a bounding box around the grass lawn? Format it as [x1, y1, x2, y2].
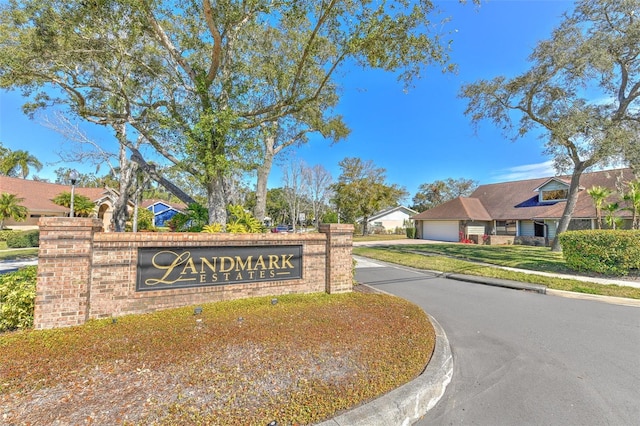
[399, 243, 571, 274]
[353, 244, 640, 300]
[0, 247, 39, 260]
[0, 292, 434, 425]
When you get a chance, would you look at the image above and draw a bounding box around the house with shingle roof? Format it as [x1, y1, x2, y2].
[412, 168, 637, 244]
[140, 199, 185, 227]
[356, 205, 418, 234]
[0, 175, 122, 231]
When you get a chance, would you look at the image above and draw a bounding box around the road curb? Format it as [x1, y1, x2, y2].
[316, 314, 453, 426]
[446, 273, 547, 294]
[547, 289, 640, 307]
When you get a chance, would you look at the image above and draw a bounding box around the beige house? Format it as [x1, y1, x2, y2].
[358, 206, 418, 234]
[412, 168, 637, 244]
[0, 175, 120, 231]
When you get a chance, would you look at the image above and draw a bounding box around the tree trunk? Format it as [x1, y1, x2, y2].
[111, 126, 135, 232]
[132, 199, 139, 232]
[254, 139, 275, 222]
[551, 164, 587, 252]
[362, 216, 369, 236]
[206, 173, 228, 225]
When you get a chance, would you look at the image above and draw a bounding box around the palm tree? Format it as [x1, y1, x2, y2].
[0, 193, 28, 229]
[603, 202, 622, 230]
[1, 150, 43, 179]
[52, 192, 96, 217]
[587, 185, 613, 229]
[622, 180, 640, 229]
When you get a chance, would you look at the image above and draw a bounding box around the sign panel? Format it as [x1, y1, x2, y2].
[136, 245, 302, 292]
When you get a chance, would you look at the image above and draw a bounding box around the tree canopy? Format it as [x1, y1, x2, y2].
[0, 145, 42, 179]
[0, 0, 463, 226]
[332, 157, 407, 235]
[411, 177, 478, 212]
[461, 0, 640, 251]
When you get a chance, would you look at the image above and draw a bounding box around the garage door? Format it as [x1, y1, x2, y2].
[422, 221, 459, 242]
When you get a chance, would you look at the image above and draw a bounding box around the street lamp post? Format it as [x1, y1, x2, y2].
[69, 170, 78, 218]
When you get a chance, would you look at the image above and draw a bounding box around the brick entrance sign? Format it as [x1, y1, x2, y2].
[35, 218, 353, 330]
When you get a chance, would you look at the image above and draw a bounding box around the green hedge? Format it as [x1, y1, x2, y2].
[5, 230, 39, 248]
[559, 230, 640, 276]
[0, 266, 37, 332]
[0, 230, 16, 242]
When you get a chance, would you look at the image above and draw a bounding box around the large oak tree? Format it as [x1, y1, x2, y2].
[412, 177, 478, 212]
[461, 0, 640, 251]
[1, 0, 465, 226]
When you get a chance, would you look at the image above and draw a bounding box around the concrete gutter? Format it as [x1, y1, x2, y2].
[446, 274, 547, 294]
[316, 314, 453, 426]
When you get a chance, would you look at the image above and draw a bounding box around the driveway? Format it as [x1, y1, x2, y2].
[0, 258, 38, 274]
[353, 238, 447, 247]
[355, 260, 640, 425]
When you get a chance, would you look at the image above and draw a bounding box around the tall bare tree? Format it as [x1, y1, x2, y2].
[281, 158, 310, 232]
[307, 164, 334, 228]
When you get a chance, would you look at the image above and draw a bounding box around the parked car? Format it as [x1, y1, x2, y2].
[271, 225, 289, 233]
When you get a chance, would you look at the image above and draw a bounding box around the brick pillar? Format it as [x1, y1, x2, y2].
[35, 217, 103, 329]
[319, 223, 354, 294]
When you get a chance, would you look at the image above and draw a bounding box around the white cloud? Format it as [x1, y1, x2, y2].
[490, 160, 556, 182]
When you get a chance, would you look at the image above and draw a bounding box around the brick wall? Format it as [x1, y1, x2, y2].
[35, 218, 353, 330]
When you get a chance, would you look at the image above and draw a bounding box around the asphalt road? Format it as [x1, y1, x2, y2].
[355, 260, 640, 426]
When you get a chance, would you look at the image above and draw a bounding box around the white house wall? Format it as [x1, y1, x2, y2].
[368, 210, 413, 231]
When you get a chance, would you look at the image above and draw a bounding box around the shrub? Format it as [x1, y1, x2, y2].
[405, 227, 416, 239]
[559, 230, 640, 276]
[6, 230, 39, 248]
[458, 232, 474, 244]
[0, 230, 16, 242]
[168, 203, 208, 232]
[136, 208, 155, 231]
[0, 266, 37, 332]
[226, 205, 264, 233]
[202, 223, 223, 233]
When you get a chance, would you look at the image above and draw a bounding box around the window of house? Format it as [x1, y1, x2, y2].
[495, 220, 517, 235]
[541, 189, 568, 201]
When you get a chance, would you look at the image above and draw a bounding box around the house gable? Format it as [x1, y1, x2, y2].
[367, 206, 417, 222]
[143, 200, 185, 227]
[534, 178, 574, 204]
[149, 202, 172, 214]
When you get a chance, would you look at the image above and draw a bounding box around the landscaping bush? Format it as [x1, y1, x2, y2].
[0, 266, 37, 332]
[6, 230, 39, 248]
[559, 230, 640, 276]
[0, 230, 16, 242]
[136, 208, 155, 231]
[405, 227, 416, 239]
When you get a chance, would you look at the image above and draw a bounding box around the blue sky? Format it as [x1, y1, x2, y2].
[0, 0, 574, 199]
